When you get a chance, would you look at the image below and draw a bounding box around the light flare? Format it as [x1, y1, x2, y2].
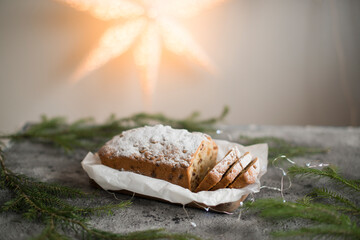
[58, 0, 144, 20]
[134, 22, 161, 108]
[160, 19, 215, 72]
[73, 18, 146, 81]
[158, 0, 226, 18]
[58, 0, 225, 107]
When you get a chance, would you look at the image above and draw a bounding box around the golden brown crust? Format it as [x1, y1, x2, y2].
[194, 148, 239, 192]
[228, 157, 259, 189]
[99, 151, 191, 188]
[98, 134, 217, 190]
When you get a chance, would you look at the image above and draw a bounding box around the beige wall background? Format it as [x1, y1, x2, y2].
[1, 0, 359, 133]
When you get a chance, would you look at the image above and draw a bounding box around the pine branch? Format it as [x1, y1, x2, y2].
[238, 136, 327, 163]
[0, 148, 201, 239]
[309, 188, 360, 215]
[246, 198, 360, 238]
[246, 161, 360, 239]
[0, 107, 229, 152]
[245, 198, 352, 226]
[288, 165, 360, 192]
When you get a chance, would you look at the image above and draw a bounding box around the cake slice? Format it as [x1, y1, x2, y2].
[228, 157, 260, 189]
[194, 148, 240, 192]
[98, 125, 218, 191]
[211, 152, 252, 191]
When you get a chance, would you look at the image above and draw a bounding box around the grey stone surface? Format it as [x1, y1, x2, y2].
[0, 125, 359, 240]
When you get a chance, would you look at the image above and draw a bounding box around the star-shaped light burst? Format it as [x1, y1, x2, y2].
[58, 0, 224, 105]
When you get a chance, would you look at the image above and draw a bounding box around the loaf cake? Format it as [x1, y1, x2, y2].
[98, 125, 218, 191]
[211, 152, 252, 191]
[194, 148, 240, 192]
[228, 157, 260, 189]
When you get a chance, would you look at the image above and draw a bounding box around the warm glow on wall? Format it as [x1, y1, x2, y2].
[57, 0, 225, 107]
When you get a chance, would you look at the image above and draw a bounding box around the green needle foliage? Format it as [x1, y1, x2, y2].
[0, 149, 201, 240]
[310, 188, 360, 215]
[246, 165, 360, 239]
[238, 135, 327, 164]
[288, 165, 360, 192]
[0, 106, 229, 152]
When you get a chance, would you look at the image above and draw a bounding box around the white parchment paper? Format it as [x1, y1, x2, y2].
[81, 140, 268, 206]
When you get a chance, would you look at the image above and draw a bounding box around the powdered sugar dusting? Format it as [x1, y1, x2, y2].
[103, 125, 209, 167]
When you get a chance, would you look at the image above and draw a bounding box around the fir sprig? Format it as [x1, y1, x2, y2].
[288, 165, 360, 192]
[0, 107, 229, 152]
[246, 198, 350, 224]
[0, 150, 200, 240]
[238, 136, 327, 163]
[246, 198, 360, 238]
[309, 188, 360, 215]
[246, 165, 360, 239]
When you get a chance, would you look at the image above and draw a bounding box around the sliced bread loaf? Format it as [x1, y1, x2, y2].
[194, 148, 240, 192]
[211, 152, 252, 191]
[98, 124, 218, 191]
[228, 157, 260, 189]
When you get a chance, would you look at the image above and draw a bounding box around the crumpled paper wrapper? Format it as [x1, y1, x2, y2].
[81, 140, 268, 207]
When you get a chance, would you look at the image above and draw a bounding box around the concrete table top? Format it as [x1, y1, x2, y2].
[0, 125, 359, 240]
